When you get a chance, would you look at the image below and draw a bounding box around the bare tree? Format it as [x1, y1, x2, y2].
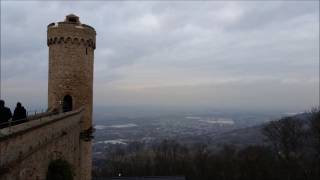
[310, 108, 320, 158]
[262, 116, 304, 160]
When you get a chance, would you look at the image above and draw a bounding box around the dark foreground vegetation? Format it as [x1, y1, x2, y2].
[93, 109, 320, 180]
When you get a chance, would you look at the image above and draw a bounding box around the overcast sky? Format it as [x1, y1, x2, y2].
[0, 1, 319, 112]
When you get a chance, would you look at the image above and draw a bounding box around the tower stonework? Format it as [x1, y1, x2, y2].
[47, 14, 96, 180]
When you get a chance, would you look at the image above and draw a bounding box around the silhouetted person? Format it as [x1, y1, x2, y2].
[12, 102, 27, 125]
[0, 99, 12, 128]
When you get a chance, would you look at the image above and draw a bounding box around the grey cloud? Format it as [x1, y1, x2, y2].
[1, 1, 318, 112]
[225, 2, 318, 31]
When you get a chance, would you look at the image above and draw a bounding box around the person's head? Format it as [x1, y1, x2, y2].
[17, 102, 22, 108]
[0, 100, 4, 108]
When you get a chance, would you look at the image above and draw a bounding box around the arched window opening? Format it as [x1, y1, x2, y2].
[62, 95, 72, 112]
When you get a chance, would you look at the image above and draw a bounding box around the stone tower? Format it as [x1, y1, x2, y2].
[47, 14, 96, 180]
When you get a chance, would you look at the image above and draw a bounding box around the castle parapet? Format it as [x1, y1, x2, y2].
[47, 14, 96, 49]
[0, 108, 84, 179]
[47, 36, 96, 49]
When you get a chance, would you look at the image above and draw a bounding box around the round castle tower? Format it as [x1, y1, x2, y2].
[47, 14, 96, 130]
[47, 14, 96, 180]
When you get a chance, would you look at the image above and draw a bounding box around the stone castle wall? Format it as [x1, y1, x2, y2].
[0, 110, 83, 180]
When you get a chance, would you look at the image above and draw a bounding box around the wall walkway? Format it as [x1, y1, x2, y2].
[0, 108, 84, 180]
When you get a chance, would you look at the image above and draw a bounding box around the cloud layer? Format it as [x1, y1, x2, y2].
[1, 1, 319, 112]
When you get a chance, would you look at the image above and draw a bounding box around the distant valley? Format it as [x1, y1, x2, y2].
[92, 108, 293, 161]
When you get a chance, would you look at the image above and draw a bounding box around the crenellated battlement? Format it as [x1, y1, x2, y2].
[47, 14, 96, 51]
[47, 36, 96, 49]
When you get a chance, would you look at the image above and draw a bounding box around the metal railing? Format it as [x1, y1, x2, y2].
[0, 106, 85, 132]
[0, 109, 59, 130]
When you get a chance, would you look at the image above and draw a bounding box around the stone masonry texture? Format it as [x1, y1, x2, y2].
[47, 14, 96, 180]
